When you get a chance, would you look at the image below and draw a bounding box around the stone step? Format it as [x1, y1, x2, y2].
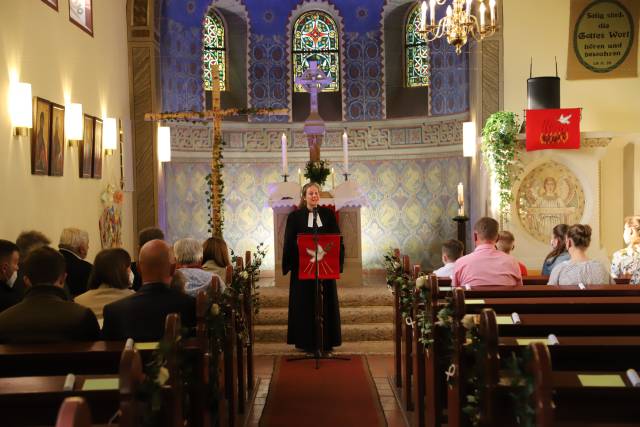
[254, 340, 393, 356]
[256, 306, 393, 325]
[259, 286, 393, 308]
[254, 323, 394, 343]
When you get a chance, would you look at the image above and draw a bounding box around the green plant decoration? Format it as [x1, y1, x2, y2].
[481, 111, 523, 222]
[304, 160, 331, 186]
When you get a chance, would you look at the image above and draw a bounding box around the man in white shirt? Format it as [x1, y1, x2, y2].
[433, 239, 464, 277]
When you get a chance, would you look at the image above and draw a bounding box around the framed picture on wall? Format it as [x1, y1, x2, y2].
[79, 115, 94, 178]
[69, 0, 93, 36]
[31, 98, 51, 176]
[49, 103, 65, 176]
[41, 0, 59, 11]
[92, 118, 103, 179]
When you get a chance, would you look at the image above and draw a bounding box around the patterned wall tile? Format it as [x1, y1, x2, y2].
[343, 31, 384, 120]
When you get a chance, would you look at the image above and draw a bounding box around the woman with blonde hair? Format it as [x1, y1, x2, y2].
[611, 215, 640, 284]
[282, 182, 344, 353]
[548, 224, 612, 285]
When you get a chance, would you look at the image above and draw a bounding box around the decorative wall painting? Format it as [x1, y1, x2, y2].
[41, 0, 58, 11]
[32, 98, 51, 176]
[69, 0, 93, 36]
[49, 103, 65, 176]
[79, 115, 94, 178]
[92, 118, 103, 179]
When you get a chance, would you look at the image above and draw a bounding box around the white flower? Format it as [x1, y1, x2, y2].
[415, 276, 427, 289]
[155, 367, 170, 386]
[462, 314, 476, 330]
[210, 303, 220, 316]
[393, 262, 401, 270]
[240, 271, 249, 280]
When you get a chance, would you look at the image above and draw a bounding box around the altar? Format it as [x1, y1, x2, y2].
[268, 181, 366, 287]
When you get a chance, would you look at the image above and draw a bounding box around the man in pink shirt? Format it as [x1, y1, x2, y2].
[452, 217, 523, 288]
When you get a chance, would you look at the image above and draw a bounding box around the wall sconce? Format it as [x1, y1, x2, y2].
[157, 125, 171, 162]
[103, 117, 117, 155]
[65, 103, 83, 145]
[463, 121, 476, 157]
[9, 82, 32, 136]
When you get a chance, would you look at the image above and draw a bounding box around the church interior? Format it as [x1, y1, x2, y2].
[1, 0, 639, 425]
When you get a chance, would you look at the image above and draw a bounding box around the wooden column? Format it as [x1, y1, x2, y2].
[126, 0, 162, 237]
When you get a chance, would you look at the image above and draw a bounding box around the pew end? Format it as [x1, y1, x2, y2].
[55, 397, 92, 427]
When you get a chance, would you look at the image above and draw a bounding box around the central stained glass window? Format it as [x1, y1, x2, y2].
[292, 11, 340, 92]
[405, 3, 430, 87]
[203, 10, 226, 91]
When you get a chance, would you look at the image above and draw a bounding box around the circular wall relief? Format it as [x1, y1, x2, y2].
[516, 161, 586, 243]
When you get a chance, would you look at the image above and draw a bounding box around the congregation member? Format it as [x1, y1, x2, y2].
[541, 224, 570, 276]
[611, 215, 640, 285]
[0, 246, 100, 343]
[74, 248, 135, 323]
[174, 237, 219, 296]
[102, 239, 195, 341]
[130, 227, 165, 291]
[202, 236, 232, 284]
[496, 230, 528, 276]
[15, 230, 51, 295]
[432, 239, 463, 277]
[548, 224, 613, 286]
[0, 240, 22, 313]
[452, 217, 522, 288]
[58, 228, 93, 297]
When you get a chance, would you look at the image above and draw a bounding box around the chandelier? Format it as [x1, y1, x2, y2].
[418, 0, 498, 55]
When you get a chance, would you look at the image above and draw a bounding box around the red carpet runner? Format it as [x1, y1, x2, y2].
[260, 356, 386, 427]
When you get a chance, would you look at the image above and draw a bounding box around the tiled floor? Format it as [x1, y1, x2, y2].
[245, 355, 407, 427]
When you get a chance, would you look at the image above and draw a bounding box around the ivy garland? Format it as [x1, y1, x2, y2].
[505, 348, 536, 426]
[383, 250, 414, 319]
[304, 160, 331, 187]
[205, 133, 225, 237]
[481, 111, 523, 222]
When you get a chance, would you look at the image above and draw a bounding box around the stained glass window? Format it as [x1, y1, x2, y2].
[292, 11, 340, 92]
[405, 4, 430, 87]
[203, 10, 226, 91]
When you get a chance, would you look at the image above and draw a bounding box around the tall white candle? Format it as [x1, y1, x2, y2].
[479, 2, 486, 29]
[489, 0, 496, 25]
[420, 1, 427, 31]
[457, 182, 464, 216]
[298, 168, 302, 186]
[466, 0, 472, 15]
[331, 167, 335, 189]
[429, 0, 436, 25]
[281, 133, 288, 175]
[342, 131, 349, 174]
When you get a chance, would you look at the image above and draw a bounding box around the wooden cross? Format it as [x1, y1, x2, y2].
[145, 65, 287, 238]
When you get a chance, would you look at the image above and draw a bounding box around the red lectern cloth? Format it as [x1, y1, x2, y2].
[526, 108, 581, 151]
[297, 233, 341, 280]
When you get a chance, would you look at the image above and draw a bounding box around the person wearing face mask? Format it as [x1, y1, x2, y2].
[282, 182, 344, 354]
[0, 240, 23, 313]
[74, 248, 135, 325]
[611, 216, 640, 285]
[547, 224, 613, 286]
[541, 224, 570, 276]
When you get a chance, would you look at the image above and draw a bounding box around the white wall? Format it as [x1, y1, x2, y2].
[0, 0, 134, 260]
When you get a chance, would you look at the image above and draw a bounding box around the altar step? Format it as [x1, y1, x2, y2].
[254, 286, 394, 354]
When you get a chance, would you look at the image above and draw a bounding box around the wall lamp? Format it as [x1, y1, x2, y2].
[157, 125, 171, 162]
[65, 103, 83, 146]
[103, 117, 117, 155]
[463, 121, 476, 158]
[9, 82, 32, 136]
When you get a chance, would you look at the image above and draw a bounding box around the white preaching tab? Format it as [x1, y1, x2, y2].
[307, 212, 323, 228]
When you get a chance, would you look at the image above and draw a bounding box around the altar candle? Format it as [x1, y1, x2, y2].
[420, 1, 427, 31]
[331, 167, 335, 189]
[429, 0, 436, 25]
[281, 133, 288, 175]
[342, 131, 349, 174]
[489, 0, 496, 26]
[298, 168, 302, 186]
[466, 0, 472, 15]
[457, 182, 464, 216]
[479, 2, 486, 30]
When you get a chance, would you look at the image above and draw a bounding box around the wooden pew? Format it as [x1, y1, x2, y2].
[55, 397, 92, 427]
[437, 275, 632, 288]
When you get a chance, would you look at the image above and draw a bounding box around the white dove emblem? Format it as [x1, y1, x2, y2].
[558, 114, 572, 125]
[306, 245, 326, 262]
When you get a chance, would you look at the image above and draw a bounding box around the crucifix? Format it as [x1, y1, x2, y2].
[295, 60, 332, 162]
[145, 64, 287, 238]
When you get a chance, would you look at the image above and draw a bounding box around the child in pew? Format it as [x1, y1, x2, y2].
[548, 224, 613, 286]
[496, 231, 528, 276]
[433, 239, 464, 278]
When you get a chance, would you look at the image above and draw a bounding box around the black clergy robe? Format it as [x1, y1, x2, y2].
[282, 206, 344, 351]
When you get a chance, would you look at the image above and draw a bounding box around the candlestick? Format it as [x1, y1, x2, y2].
[420, 1, 427, 31]
[281, 133, 287, 175]
[342, 131, 349, 174]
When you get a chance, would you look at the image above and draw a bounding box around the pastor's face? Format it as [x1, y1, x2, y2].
[305, 186, 320, 209]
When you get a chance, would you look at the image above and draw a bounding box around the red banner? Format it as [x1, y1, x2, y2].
[297, 233, 341, 280]
[526, 108, 581, 151]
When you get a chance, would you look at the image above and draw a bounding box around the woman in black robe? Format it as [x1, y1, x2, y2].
[282, 182, 344, 352]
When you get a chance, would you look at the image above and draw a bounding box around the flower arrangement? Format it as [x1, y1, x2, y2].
[304, 160, 331, 187]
